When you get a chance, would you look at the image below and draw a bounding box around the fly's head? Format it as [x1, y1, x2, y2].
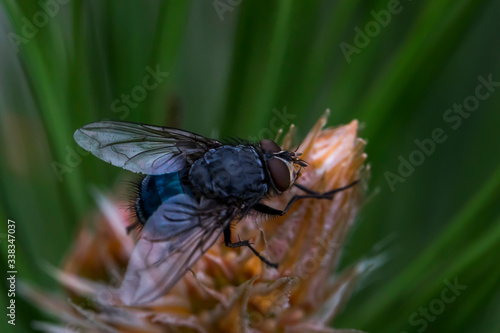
[259, 139, 307, 193]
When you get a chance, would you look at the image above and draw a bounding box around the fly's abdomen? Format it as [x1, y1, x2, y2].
[135, 173, 184, 225]
[189, 145, 267, 200]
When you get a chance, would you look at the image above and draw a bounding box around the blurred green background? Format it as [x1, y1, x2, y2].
[1, 0, 499, 332]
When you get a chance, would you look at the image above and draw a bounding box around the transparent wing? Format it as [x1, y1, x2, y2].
[74, 121, 221, 174]
[119, 194, 231, 305]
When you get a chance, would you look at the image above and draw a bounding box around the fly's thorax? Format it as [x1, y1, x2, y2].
[188, 145, 268, 201]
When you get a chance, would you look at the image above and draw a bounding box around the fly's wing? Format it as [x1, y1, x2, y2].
[119, 194, 231, 305]
[74, 121, 221, 175]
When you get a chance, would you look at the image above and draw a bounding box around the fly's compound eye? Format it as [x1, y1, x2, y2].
[267, 158, 291, 192]
[260, 139, 281, 153]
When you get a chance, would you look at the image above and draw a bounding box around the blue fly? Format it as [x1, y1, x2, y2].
[74, 121, 358, 305]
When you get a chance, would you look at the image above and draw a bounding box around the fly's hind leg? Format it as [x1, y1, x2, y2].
[223, 226, 278, 268]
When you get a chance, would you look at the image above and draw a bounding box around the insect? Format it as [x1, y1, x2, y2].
[74, 121, 358, 305]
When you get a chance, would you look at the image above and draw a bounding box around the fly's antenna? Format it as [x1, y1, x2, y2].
[290, 151, 307, 167]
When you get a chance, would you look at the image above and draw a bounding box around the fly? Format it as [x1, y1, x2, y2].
[74, 121, 358, 305]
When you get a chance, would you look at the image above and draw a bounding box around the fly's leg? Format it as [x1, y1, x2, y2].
[223, 226, 278, 268]
[253, 180, 359, 216]
[294, 180, 359, 197]
[229, 181, 358, 267]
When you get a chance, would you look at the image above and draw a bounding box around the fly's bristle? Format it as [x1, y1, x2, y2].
[221, 136, 255, 147]
[297, 159, 308, 167]
[125, 204, 144, 235]
[123, 179, 142, 196]
[123, 175, 146, 232]
[126, 221, 143, 234]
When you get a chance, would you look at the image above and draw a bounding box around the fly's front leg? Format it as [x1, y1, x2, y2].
[223, 226, 278, 268]
[294, 180, 359, 197]
[253, 180, 359, 216]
